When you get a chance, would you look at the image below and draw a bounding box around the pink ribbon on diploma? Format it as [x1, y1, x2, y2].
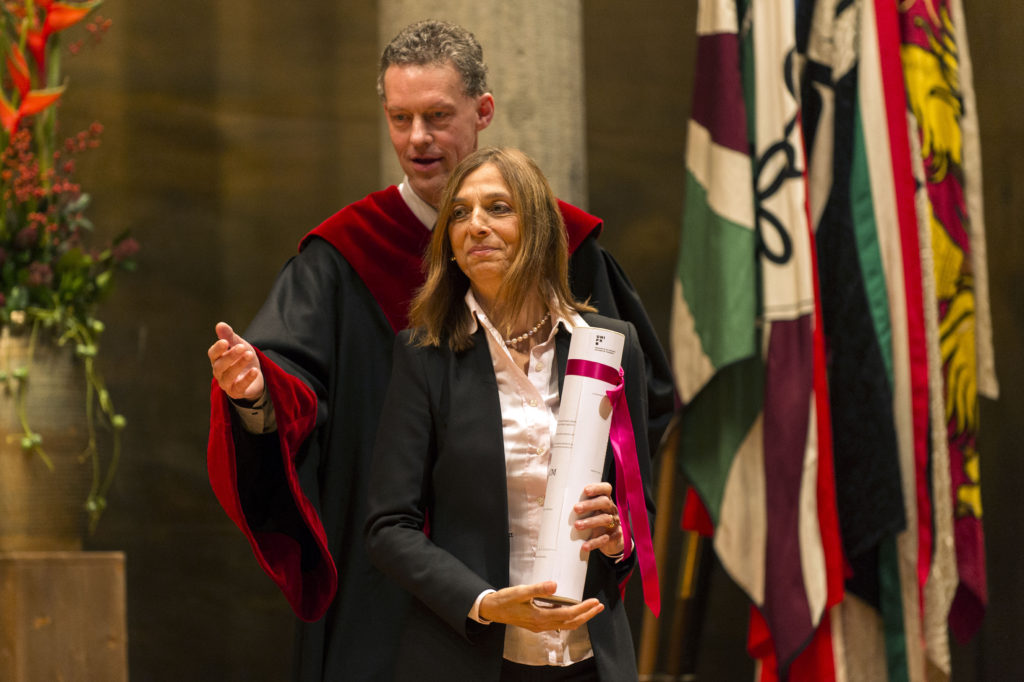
[565, 359, 661, 617]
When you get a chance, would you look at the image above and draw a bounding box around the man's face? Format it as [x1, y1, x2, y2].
[382, 63, 494, 208]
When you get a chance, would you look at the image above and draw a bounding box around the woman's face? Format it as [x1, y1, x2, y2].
[449, 163, 520, 307]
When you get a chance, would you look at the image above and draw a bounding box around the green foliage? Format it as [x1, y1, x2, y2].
[1, 1, 134, 533]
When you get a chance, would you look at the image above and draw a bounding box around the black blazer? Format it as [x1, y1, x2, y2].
[365, 313, 654, 682]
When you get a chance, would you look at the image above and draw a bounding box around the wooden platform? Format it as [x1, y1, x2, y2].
[0, 551, 127, 681]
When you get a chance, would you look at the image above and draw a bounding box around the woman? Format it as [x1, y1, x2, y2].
[365, 148, 655, 681]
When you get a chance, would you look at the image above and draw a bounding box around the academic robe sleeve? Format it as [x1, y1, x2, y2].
[207, 238, 345, 622]
[568, 235, 677, 455]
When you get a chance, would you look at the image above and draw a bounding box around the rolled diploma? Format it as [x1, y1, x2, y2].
[532, 326, 624, 605]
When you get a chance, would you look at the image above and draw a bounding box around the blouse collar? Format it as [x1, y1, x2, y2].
[463, 289, 585, 347]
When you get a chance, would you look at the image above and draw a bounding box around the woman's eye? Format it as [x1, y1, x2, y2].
[452, 206, 468, 220]
[490, 203, 512, 214]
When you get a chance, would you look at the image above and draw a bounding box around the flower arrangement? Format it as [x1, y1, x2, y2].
[0, 0, 137, 532]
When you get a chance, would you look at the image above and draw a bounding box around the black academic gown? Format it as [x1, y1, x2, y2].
[207, 189, 674, 682]
[365, 314, 653, 682]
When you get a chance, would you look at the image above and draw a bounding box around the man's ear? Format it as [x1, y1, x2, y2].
[476, 93, 495, 132]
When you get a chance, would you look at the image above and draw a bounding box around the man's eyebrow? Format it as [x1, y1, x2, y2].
[385, 100, 456, 114]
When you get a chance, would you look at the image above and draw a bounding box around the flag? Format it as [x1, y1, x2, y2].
[673, 0, 843, 676]
[800, 0, 916, 677]
[898, 0, 995, 644]
[749, 0, 833, 667]
[673, 0, 996, 677]
[843, 0, 935, 678]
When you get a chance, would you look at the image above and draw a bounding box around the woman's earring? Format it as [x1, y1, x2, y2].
[450, 256, 456, 262]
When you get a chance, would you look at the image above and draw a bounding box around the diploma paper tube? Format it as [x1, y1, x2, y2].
[532, 326, 624, 605]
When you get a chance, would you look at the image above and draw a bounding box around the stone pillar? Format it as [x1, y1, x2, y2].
[379, 1, 588, 207]
[214, 1, 381, 323]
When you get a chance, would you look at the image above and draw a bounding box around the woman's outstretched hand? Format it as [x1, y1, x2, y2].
[478, 582, 604, 633]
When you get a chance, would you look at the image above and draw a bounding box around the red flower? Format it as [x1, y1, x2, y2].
[15, 225, 39, 248]
[112, 237, 140, 263]
[0, 85, 65, 135]
[25, 1, 102, 74]
[4, 47, 31, 97]
[26, 262, 54, 287]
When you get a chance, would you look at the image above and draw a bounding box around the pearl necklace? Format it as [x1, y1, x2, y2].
[504, 312, 550, 348]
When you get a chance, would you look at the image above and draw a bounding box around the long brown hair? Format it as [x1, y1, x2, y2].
[409, 147, 592, 350]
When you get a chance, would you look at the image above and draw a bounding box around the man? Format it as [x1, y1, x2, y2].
[207, 20, 674, 682]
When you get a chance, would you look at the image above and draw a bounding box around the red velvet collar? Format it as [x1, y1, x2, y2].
[302, 186, 602, 333]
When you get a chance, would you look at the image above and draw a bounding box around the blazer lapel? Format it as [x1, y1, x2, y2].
[455, 328, 502, 435]
[453, 330, 512, 568]
[555, 325, 571, 395]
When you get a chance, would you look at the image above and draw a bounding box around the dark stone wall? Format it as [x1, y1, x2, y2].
[64, 1, 380, 679]
[953, 4, 1024, 680]
[50, 0, 1022, 679]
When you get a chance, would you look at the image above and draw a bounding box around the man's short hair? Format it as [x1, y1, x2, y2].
[377, 20, 489, 101]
